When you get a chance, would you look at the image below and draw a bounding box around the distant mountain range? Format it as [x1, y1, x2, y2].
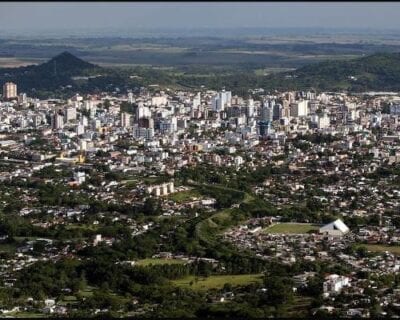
[2, 51, 400, 96]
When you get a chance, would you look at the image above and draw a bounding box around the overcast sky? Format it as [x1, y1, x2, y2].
[1, 2, 400, 35]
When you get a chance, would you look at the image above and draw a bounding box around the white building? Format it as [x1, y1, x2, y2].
[136, 105, 151, 120]
[146, 182, 175, 197]
[151, 96, 168, 107]
[65, 107, 77, 122]
[212, 90, 232, 112]
[317, 113, 330, 129]
[234, 156, 244, 167]
[319, 219, 349, 236]
[192, 92, 201, 109]
[323, 274, 350, 297]
[74, 171, 86, 184]
[121, 112, 131, 128]
[76, 124, 85, 135]
[291, 100, 309, 117]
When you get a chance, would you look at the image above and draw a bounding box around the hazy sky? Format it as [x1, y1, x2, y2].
[1, 2, 400, 35]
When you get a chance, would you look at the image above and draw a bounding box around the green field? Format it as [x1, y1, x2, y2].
[168, 189, 202, 203]
[135, 258, 187, 266]
[263, 223, 319, 234]
[172, 274, 263, 291]
[357, 244, 400, 255]
[5, 312, 46, 318]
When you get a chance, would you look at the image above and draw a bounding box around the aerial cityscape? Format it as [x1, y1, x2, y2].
[2, 1, 400, 318]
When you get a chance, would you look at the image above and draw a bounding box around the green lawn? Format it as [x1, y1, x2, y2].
[121, 179, 138, 188]
[135, 258, 187, 266]
[357, 244, 400, 255]
[169, 189, 202, 203]
[58, 295, 78, 306]
[64, 224, 98, 232]
[7, 312, 46, 318]
[172, 274, 264, 291]
[263, 223, 320, 234]
[77, 286, 95, 298]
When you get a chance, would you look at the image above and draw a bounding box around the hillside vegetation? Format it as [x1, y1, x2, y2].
[2, 51, 400, 98]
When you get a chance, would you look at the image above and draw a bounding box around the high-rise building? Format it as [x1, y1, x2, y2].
[261, 100, 274, 122]
[18, 93, 27, 104]
[136, 105, 151, 120]
[273, 103, 282, 121]
[192, 92, 201, 109]
[258, 121, 272, 137]
[65, 107, 77, 122]
[290, 100, 309, 117]
[32, 115, 41, 128]
[128, 92, 134, 104]
[76, 124, 85, 135]
[80, 116, 88, 127]
[121, 112, 131, 128]
[2, 82, 17, 99]
[52, 113, 64, 129]
[211, 90, 232, 112]
[318, 113, 330, 129]
[246, 99, 255, 118]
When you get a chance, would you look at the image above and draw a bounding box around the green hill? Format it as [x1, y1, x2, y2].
[0, 52, 102, 94]
[265, 52, 400, 92]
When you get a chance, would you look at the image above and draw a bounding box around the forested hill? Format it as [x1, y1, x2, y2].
[266, 52, 400, 92]
[174, 52, 400, 94]
[0, 52, 102, 93]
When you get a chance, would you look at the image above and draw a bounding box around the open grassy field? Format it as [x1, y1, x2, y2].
[168, 189, 202, 203]
[356, 244, 400, 255]
[263, 223, 320, 234]
[0, 57, 44, 68]
[172, 274, 263, 291]
[135, 258, 187, 266]
[8, 312, 47, 318]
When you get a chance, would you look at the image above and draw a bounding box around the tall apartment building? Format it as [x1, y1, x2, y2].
[65, 107, 77, 122]
[211, 90, 232, 112]
[120, 112, 131, 128]
[290, 100, 309, 117]
[52, 113, 64, 129]
[2, 82, 17, 99]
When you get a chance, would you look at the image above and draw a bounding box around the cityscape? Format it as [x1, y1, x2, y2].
[1, 1, 400, 318]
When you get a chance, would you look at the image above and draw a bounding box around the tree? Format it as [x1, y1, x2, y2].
[143, 197, 161, 216]
[263, 276, 294, 306]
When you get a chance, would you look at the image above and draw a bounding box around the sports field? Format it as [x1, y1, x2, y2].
[356, 244, 400, 255]
[172, 274, 264, 291]
[263, 223, 319, 234]
[135, 258, 187, 266]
